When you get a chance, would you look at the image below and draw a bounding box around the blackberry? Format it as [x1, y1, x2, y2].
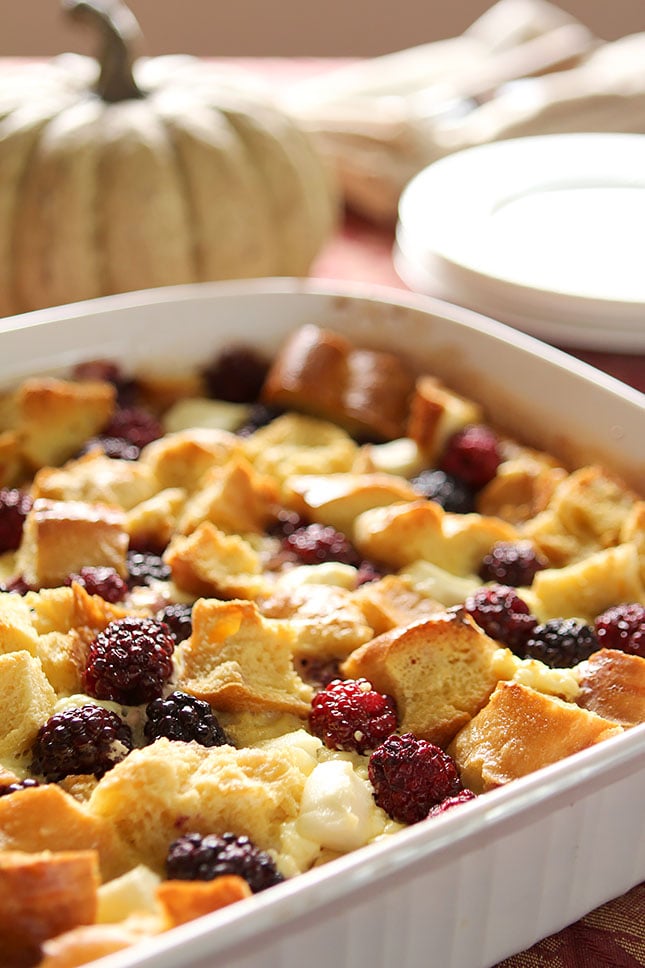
[464, 584, 537, 654]
[282, 523, 361, 567]
[166, 832, 284, 893]
[144, 691, 229, 747]
[31, 704, 133, 781]
[409, 469, 476, 514]
[524, 619, 599, 668]
[102, 407, 163, 450]
[595, 603, 645, 658]
[478, 541, 547, 587]
[368, 732, 462, 825]
[84, 616, 175, 705]
[427, 789, 478, 818]
[308, 678, 398, 754]
[440, 424, 502, 489]
[127, 550, 171, 588]
[0, 488, 33, 553]
[0, 778, 40, 797]
[202, 346, 270, 404]
[355, 560, 383, 586]
[65, 566, 128, 603]
[157, 602, 193, 644]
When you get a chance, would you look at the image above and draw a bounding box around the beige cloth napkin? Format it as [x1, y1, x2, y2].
[283, 0, 645, 224]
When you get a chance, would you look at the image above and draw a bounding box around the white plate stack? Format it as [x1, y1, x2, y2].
[394, 132, 645, 351]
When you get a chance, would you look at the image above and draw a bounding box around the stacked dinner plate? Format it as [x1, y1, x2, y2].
[394, 132, 645, 351]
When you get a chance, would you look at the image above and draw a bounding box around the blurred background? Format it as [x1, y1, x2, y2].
[2, 0, 643, 57]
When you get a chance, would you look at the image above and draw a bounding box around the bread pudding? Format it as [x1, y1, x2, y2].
[0, 322, 643, 968]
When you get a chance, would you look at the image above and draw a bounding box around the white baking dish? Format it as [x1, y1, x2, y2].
[1, 278, 643, 968]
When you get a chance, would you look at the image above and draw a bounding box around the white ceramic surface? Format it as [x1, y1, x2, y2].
[1, 278, 644, 968]
[395, 133, 645, 351]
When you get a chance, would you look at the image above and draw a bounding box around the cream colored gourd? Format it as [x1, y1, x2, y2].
[0, 0, 338, 316]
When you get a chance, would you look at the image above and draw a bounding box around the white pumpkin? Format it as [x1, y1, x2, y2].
[0, 0, 339, 315]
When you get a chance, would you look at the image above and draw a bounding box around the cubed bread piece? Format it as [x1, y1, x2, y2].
[530, 542, 645, 622]
[0, 784, 139, 882]
[164, 521, 268, 599]
[0, 651, 57, 764]
[621, 501, 645, 587]
[16, 498, 128, 588]
[125, 487, 186, 552]
[88, 736, 312, 872]
[283, 472, 419, 534]
[522, 465, 639, 566]
[262, 323, 415, 441]
[13, 377, 115, 470]
[139, 427, 243, 493]
[39, 914, 161, 968]
[32, 451, 158, 511]
[406, 375, 483, 461]
[0, 591, 40, 656]
[353, 574, 445, 636]
[341, 611, 510, 747]
[353, 500, 518, 575]
[26, 583, 134, 637]
[156, 876, 251, 928]
[447, 681, 623, 793]
[576, 649, 645, 727]
[477, 455, 567, 526]
[178, 456, 280, 536]
[175, 598, 313, 715]
[0, 429, 24, 487]
[242, 412, 357, 484]
[0, 849, 99, 965]
[257, 582, 374, 659]
[135, 369, 206, 415]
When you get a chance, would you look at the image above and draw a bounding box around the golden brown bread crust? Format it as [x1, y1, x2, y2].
[0, 849, 99, 967]
[576, 648, 645, 727]
[261, 323, 415, 441]
[0, 785, 138, 882]
[406, 375, 482, 460]
[156, 876, 252, 927]
[341, 611, 508, 747]
[447, 681, 623, 793]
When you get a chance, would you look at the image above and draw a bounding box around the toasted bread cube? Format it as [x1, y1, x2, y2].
[258, 582, 374, 659]
[0, 849, 99, 964]
[164, 521, 267, 599]
[353, 500, 517, 575]
[0, 784, 138, 882]
[0, 651, 56, 763]
[32, 451, 158, 511]
[353, 574, 444, 636]
[262, 324, 415, 441]
[448, 681, 623, 793]
[406, 375, 482, 461]
[0, 429, 24, 487]
[341, 611, 510, 747]
[283, 472, 418, 534]
[125, 487, 186, 551]
[140, 427, 243, 493]
[530, 543, 645, 622]
[176, 598, 313, 715]
[38, 914, 161, 968]
[576, 649, 645, 727]
[157, 876, 251, 927]
[242, 412, 357, 484]
[179, 456, 280, 536]
[16, 498, 128, 588]
[15, 377, 115, 470]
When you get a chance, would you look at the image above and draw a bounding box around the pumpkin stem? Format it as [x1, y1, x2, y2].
[63, 0, 144, 102]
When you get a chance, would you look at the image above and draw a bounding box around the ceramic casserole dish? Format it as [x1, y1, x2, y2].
[0, 278, 643, 968]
